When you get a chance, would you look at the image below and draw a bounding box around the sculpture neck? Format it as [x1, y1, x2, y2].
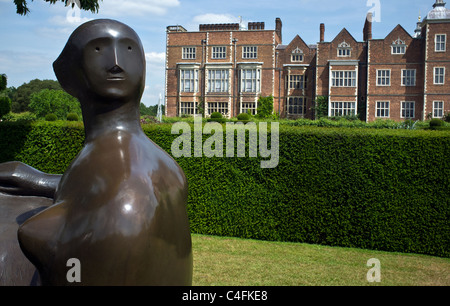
[82, 99, 142, 143]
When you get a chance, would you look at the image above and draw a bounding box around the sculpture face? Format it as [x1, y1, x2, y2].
[82, 28, 145, 100]
[53, 19, 146, 102]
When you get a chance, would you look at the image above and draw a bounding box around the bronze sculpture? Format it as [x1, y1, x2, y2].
[0, 19, 192, 286]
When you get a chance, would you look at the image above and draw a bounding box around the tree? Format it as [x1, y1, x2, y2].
[29, 89, 81, 120]
[140, 103, 165, 117]
[256, 95, 274, 119]
[0, 96, 12, 119]
[0, 74, 7, 91]
[14, 0, 101, 16]
[12, 79, 62, 113]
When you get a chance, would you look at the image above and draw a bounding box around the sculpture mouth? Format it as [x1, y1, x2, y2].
[107, 77, 126, 81]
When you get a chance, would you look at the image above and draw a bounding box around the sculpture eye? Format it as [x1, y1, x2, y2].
[128, 46, 132, 51]
[95, 47, 100, 52]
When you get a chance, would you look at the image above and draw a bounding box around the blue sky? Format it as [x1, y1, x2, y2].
[0, 0, 435, 106]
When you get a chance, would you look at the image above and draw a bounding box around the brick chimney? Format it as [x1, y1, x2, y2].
[275, 18, 282, 43]
[320, 23, 325, 42]
[363, 13, 373, 41]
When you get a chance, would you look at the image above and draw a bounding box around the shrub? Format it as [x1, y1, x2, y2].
[207, 112, 227, 123]
[210, 112, 223, 119]
[66, 113, 79, 121]
[237, 113, 251, 121]
[445, 112, 450, 123]
[140, 115, 159, 124]
[1, 112, 37, 122]
[430, 118, 445, 128]
[45, 113, 57, 121]
[399, 119, 417, 130]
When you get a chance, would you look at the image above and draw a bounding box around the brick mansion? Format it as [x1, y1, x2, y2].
[164, 0, 450, 122]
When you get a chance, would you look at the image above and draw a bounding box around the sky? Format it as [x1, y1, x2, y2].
[0, 0, 436, 106]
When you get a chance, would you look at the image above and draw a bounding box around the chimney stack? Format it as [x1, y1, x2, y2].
[363, 13, 373, 41]
[275, 18, 282, 43]
[320, 23, 325, 42]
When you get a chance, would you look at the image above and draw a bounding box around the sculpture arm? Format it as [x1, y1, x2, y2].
[0, 161, 61, 199]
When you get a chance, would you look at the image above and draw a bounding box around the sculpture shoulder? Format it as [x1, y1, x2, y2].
[72, 131, 179, 172]
[55, 131, 187, 201]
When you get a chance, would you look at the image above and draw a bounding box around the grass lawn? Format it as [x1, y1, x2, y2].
[191, 234, 450, 286]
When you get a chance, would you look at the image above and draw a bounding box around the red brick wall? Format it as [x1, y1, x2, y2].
[424, 22, 450, 118]
[166, 17, 450, 121]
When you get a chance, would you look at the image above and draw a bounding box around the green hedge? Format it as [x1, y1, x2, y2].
[0, 121, 449, 257]
[0, 121, 84, 174]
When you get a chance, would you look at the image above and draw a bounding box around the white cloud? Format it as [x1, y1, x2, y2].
[145, 52, 165, 65]
[193, 13, 240, 25]
[99, 0, 180, 17]
[49, 10, 92, 27]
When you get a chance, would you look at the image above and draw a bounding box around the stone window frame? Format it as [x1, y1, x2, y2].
[376, 69, 391, 86]
[286, 96, 306, 115]
[433, 101, 444, 118]
[401, 69, 416, 87]
[242, 46, 258, 59]
[401, 101, 415, 119]
[435, 34, 447, 52]
[376, 101, 390, 118]
[434, 67, 445, 85]
[391, 38, 407, 55]
[337, 41, 352, 57]
[212, 46, 227, 59]
[182, 47, 196, 60]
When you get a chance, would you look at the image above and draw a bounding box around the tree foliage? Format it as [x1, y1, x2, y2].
[13, 0, 101, 15]
[140, 103, 165, 117]
[29, 89, 81, 120]
[0, 74, 7, 91]
[314, 95, 328, 119]
[12, 79, 62, 113]
[0, 96, 12, 119]
[256, 95, 274, 118]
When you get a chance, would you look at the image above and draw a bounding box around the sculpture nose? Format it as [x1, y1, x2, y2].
[109, 65, 124, 74]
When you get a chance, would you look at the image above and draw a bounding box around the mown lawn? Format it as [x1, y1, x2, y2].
[191, 234, 450, 286]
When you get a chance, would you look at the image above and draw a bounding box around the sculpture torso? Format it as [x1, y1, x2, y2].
[18, 130, 192, 285]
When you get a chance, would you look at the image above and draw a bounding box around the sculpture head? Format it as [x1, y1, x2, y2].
[53, 19, 146, 104]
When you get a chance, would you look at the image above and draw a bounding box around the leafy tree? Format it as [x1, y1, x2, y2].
[0, 74, 7, 91]
[14, 0, 101, 15]
[12, 79, 62, 113]
[256, 95, 274, 119]
[29, 89, 81, 120]
[0, 96, 12, 119]
[140, 103, 165, 117]
[140, 103, 153, 116]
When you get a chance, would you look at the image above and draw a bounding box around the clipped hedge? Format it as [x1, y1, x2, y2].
[0, 121, 84, 174]
[0, 121, 449, 257]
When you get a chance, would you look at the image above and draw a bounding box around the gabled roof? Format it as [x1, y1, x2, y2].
[285, 35, 312, 51]
[384, 24, 413, 42]
[330, 28, 359, 44]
